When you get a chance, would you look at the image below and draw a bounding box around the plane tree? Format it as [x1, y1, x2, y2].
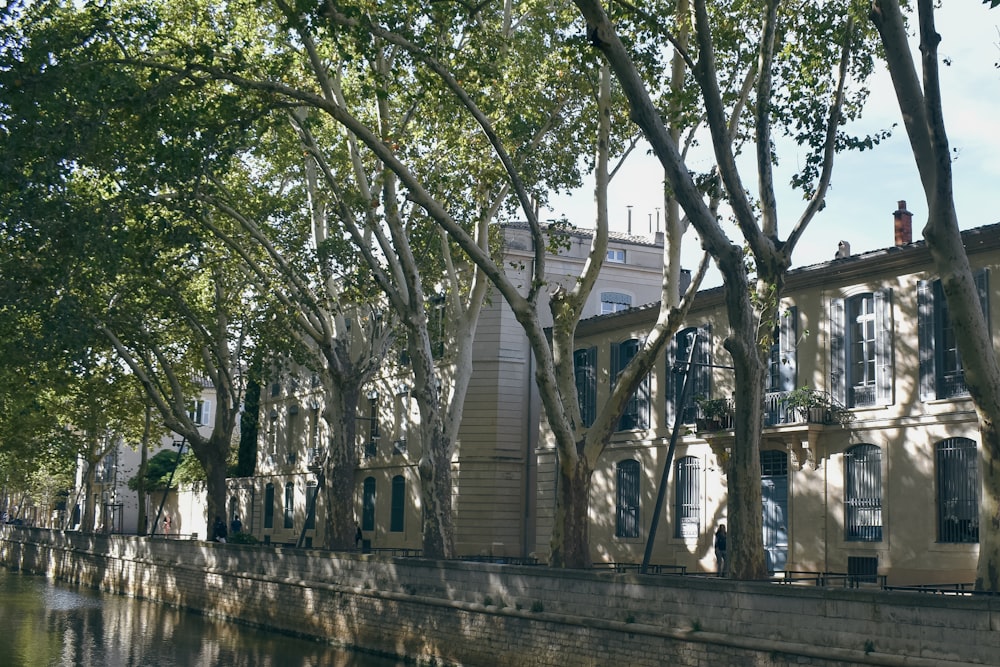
[870, 0, 1000, 590]
[574, 0, 884, 577]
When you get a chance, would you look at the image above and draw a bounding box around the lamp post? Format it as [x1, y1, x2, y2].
[151, 438, 185, 537]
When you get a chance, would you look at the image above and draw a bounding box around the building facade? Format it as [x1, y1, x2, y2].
[238, 224, 670, 554]
[535, 212, 998, 584]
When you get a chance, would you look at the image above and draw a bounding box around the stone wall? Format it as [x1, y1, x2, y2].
[1, 526, 997, 666]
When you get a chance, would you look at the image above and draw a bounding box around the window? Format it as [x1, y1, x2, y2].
[936, 437, 979, 543]
[390, 475, 405, 532]
[844, 444, 882, 541]
[362, 477, 376, 531]
[600, 291, 632, 315]
[665, 326, 710, 426]
[394, 387, 410, 454]
[765, 308, 798, 425]
[283, 482, 294, 529]
[830, 290, 892, 408]
[847, 556, 879, 584]
[918, 270, 990, 400]
[366, 393, 380, 458]
[189, 399, 212, 426]
[606, 248, 625, 263]
[574, 347, 597, 428]
[611, 338, 650, 430]
[674, 456, 701, 539]
[264, 483, 275, 529]
[305, 481, 318, 530]
[616, 460, 640, 538]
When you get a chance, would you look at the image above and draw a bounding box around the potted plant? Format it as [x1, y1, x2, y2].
[695, 395, 732, 431]
[782, 387, 829, 423]
[782, 387, 854, 425]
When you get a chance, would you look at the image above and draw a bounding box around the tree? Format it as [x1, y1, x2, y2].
[0, 0, 257, 538]
[574, 0, 882, 577]
[870, 0, 1000, 591]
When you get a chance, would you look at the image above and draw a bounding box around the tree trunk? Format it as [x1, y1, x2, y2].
[549, 451, 593, 569]
[419, 427, 455, 559]
[720, 258, 771, 580]
[321, 383, 360, 551]
[198, 434, 230, 540]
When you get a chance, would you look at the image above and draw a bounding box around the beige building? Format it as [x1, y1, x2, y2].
[238, 223, 671, 554]
[537, 208, 998, 584]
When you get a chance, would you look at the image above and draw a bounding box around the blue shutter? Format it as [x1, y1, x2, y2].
[875, 288, 893, 406]
[830, 298, 847, 406]
[779, 308, 797, 392]
[917, 280, 936, 401]
[575, 347, 597, 428]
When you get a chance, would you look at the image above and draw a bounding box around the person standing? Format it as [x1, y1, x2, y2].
[230, 515, 242, 534]
[714, 524, 727, 576]
[213, 516, 228, 543]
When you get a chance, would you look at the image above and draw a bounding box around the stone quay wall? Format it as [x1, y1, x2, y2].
[1, 526, 997, 667]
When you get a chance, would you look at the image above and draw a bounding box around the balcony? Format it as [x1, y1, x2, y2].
[694, 388, 851, 434]
[306, 448, 324, 472]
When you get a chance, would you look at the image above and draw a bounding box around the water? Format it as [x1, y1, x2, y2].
[0, 567, 404, 667]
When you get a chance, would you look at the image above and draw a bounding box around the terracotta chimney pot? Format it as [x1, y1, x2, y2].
[894, 200, 912, 246]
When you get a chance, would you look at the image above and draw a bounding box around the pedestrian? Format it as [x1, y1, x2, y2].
[714, 524, 727, 576]
[230, 515, 242, 534]
[355, 522, 363, 549]
[163, 515, 171, 535]
[213, 515, 228, 543]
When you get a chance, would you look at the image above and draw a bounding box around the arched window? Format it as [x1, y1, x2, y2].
[390, 475, 405, 533]
[674, 456, 701, 539]
[263, 483, 275, 529]
[845, 444, 882, 541]
[616, 460, 640, 538]
[936, 437, 979, 543]
[305, 480, 318, 530]
[362, 477, 376, 531]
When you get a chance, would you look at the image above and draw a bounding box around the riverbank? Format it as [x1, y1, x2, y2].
[2, 526, 997, 666]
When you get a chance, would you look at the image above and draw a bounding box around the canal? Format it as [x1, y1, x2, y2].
[0, 566, 405, 667]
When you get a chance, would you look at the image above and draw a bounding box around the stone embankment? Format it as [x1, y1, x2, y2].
[1, 526, 997, 666]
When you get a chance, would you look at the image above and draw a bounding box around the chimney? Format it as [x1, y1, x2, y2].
[627, 205, 633, 235]
[835, 240, 851, 259]
[894, 200, 912, 246]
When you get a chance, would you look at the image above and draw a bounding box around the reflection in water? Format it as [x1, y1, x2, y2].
[0, 567, 403, 667]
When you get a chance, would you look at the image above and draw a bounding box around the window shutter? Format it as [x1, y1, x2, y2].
[637, 348, 651, 430]
[917, 280, 936, 401]
[830, 298, 847, 406]
[575, 347, 597, 428]
[875, 288, 893, 406]
[664, 335, 679, 427]
[201, 400, 212, 425]
[779, 307, 798, 392]
[695, 325, 712, 406]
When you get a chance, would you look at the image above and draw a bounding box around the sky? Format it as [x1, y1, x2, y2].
[546, 4, 1000, 288]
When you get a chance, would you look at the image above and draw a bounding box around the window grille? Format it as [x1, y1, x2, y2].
[847, 556, 879, 584]
[674, 456, 701, 539]
[305, 481, 317, 530]
[263, 483, 275, 529]
[362, 477, 376, 531]
[845, 445, 883, 541]
[283, 482, 294, 529]
[616, 460, 640, 538]
[390, 475, 405, 532]
[936, 438, 979, 543]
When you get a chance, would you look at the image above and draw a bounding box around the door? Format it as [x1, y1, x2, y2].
[761, 450, 788, 573]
